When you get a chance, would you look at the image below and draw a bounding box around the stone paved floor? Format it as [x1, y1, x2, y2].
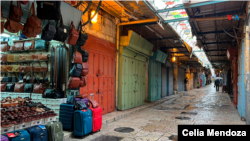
[70, 84, 245, 141]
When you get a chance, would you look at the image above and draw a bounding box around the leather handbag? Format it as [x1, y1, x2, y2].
[25, 66, 32, 72]
[67, 21, 79, 45]
[19, 54, 26, 61]
[1, 65, 7, 72]
[9, 1, 23, 22]
[41, 21, 56, 41]
[38, 54, 49, 60]
[89, 99, 99, 108]
[24, 84, 33, 93]
[33, 83, 46, 94]
[80, 76, 87, 87]
[6, 83, 15, 92]
[7, 54, 14, 62]
[14, 83, 25, 92]
[43, 89, 64, 98]
[7, 65, 13, 72]
[0, 54, 7, 62]
[32, 54, 38, 60]
[81, 62, 89, 76]
[12, 65, 20, 72]
[72, 46, 82, 64]
[4, 19, 23, 33]
[24, 41, 35, 50]
[76, 22, 88, 46]
[22, 2, 42, 38]
[35, 40, 47, 49]
[14, 54, 20, 62]
[1, 83, 7, 92]
[53, 16, 68, 42]
[14, 42, 24, 50]
[78, 48, 89, 62]
[67, 77, 80, 89]
[69, 63, 82, 77]
[1, 44, 8, 52]
[25, 54, 33, 61]
[32, 66, 40, 72]
[36, 1, 61, 20]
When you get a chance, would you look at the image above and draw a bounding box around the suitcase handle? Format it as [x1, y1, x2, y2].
[89, 93, 94, 100]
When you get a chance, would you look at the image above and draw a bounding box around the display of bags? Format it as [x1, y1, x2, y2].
[6, 83, 15, 92]
[67, 21, 79, 45]
[80, 76, 87, 87]
[76, 22, 88, 46]
[45, 121, 64, 141]
[7, 54, 14, 62]
[1, 44, 8, 52]
[7, 65, 13, 72]
[32, 66, 40, 72]
[14, 82, 25, 92]
[54, 16, 68, 42]
[72, 46, 82, 64]
[12, 65, 20, 72]
[25, 54, 33, 61]
[69, 63, 82, 77]
[4, 18, 23, 33]
[14, 54, 20, 62]
[19, 54, 26, 61]
[32, 54, 38, 60]
[38, 53, 49, 60]
[9, 1, 23, 22]
[0, 54, 7, 62]
[1, 83, 7, 92]
[26, 125, 48, 141]
[1, 65, 7, 72]
[14, 42, 24, 50]
[33, 83, 45, 94]
[81, 62, 89, 76]
[24, 84, 33, 93]
[22, 2, 42, 38]
[24, 40, 35, 50]
[78, 48, 89, 62]
[67, 77, 80, 89]
[36, 1, 61, 20]
[74, 109, 93, 137]
[35, 40, 47, 49]
[41, 21, 56, 41]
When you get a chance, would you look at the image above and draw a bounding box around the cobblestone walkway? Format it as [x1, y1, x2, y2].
[70, 84, 245, 141]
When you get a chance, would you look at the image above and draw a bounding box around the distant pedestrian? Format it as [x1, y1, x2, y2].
[215, 79, 220, 91]
[184, 77, 188, 91]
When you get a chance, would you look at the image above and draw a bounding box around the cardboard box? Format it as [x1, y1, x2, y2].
[14, 122, 30, 130]
[1, 125, 15, 134]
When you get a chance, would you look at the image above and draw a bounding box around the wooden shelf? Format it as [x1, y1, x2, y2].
[1, 49, 48, 54]
[1, 60, 50, 63]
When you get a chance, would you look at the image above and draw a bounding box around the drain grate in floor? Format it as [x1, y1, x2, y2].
[169, 135, 178, 141]
[114, 127, 134, 133]
[175, 116, 191, 120]
[180, 112, 197, 115]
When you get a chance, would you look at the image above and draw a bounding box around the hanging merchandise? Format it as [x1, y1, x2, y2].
[4, 1, 23, 33]
[1, 83, 6, 92]
[35, 40, 48, 49]
[36, 1, 61, 20]
[1, 7, 4, 33]
[24, 83, 33, 93]
[53, 16, 68, 42]
[79, 76, 87, 87]
[76, 22, 88, 46]
[72, 46, 82, 64]
[22, 2, 42, 38]
[69, 64, 83, 77]
[33, 83, 46, 94]
[67, 77, 80, 89]
[81, 63, 89, 76]
[14, 82, 24, 92]
[67, 21, 80, 45]
[41, 21, 56, 41]
[24, 40, 35, 50]
[78, 48, 89, 62]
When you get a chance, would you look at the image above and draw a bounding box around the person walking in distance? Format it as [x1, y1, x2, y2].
[184, 77, 188, 91]
[215, 79, 220, 91]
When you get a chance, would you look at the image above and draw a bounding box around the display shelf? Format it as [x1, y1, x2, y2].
[1, 60, 50, 63]
[1, 39, 40, 44]
[1, 71, 50, 73]
[1, 49, 48, 54]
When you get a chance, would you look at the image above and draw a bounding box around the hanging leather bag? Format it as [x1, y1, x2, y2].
[1, 83, 7, 92]
[14, 82, 25, 92]
[24, 40, 35, 50]
[76, 22, 88, 46]
[42, 89, 63, 98]
[80, 76, 87, 87]
[4, 19, 23, 33]
[24, 84, 33, 93]
[81, 62, 89, 76]
[1, 44, 8, 52]
[53, 16, 68, 42]
[67, 77, 80, 89]
[0, 54, 8, 62]
[22, 2, 42, 38]
[6, 83, 15, 92]
[35, 40, 47, 49]
[78, 48, 89, 62]
[67, 21, 79, 45]
[41, 21, 56, 41]
[33, 83, 45, 94]
[36, 1, 61, 20]
[69, 63, 82, 77]
[72, 46, 82, 64]
[40, 62, 48, 72]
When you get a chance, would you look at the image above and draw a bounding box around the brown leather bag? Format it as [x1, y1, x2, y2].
[14, 42, 24, 50]
[32, 66, 40, 72]
[24, 41, 35, 50]
[4, 19, 24, 33]
[14, 83, 25, 93]
[0, 54, 7, 62]
[32, 54, 38, 60]
[22, 3, 41, 38]
[19, 54, 26, 61]
[1, 83, 7, 92]
[1, 65, 7, 72]
[79, 76, 87, 87]
[25, 66, 32, 72]
[38, 54, 49, 60]
[9, 1, 23, 22]
[67, 21, 79, 45]
[67, 77, 80, 89]
[89, 99, 99, 108]
[81, 62, 89, 76]
[7, 54, 14, 62]
[72, 46, 82, 64]
[7, 65, 13, 72]
[14, 54, 19, 62]
[25, 54, 33, 61]
[33, 84, 45, 94]
[1, 44, 8, 52]
[12, 65, 20, 72]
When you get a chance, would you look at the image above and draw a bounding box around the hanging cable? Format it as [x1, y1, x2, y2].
[221, 25, 243, 39]
[82, 0, 102, 26]
[80, 0, 92, 16]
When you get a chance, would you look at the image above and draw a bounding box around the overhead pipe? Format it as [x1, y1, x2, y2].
[190, 15, 247, 21]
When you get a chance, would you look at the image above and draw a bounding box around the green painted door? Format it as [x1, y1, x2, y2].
[148, 59, 162, 102]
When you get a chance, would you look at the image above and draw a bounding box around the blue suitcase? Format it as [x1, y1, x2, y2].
[74, 109, 93, 138]
[7, 130, 30, 141]
[26, 125, 48, 141]
[59, 103, 75, 130]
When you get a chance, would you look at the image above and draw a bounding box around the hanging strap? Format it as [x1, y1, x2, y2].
[63, 45, 67, 96]
[50, 46, 55, 89]
[27, 2, 35, 20]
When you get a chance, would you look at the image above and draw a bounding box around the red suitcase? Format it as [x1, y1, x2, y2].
[89, 100, 102, 132]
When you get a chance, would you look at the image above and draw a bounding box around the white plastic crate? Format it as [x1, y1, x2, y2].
[44, 116, 56, 124]
[1, 125, 14, 134]
[37, 94, 43, 99]
[22, 93, 30, 98]
[31, 119, 44, 126]
[14, 122, 31, 130]
[31, 93, 38, 99]
[1, 92, 7, 98]
[41, 99, 47, 104]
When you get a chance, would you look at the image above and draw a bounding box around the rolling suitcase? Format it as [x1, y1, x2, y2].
[89, 100, 102, 132]
[7, 130, 30, 141]
[74, 109, 92, 138]
[59, 103, 75, 131]
[45, 121, 64, 141]
[1, 135, 8, 141]
[26, 125, 47, 141]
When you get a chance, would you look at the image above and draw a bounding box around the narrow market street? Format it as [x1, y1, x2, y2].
[69, 84, 245, 141]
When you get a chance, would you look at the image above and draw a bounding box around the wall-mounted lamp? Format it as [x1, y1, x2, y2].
[91, 10, 98, 24]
